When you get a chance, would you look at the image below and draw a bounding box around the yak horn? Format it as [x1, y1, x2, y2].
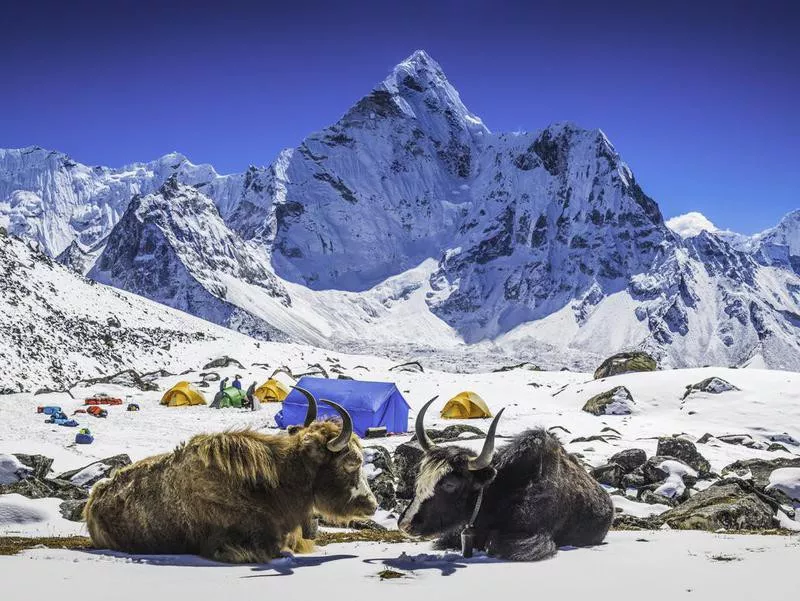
[467, 408, 506, 471]
[320, 399, 353, 452]
[415, 396, 439, 452]
[291, 386, 318, 426]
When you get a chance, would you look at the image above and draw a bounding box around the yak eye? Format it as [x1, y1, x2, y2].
[441, 480, 459, 493]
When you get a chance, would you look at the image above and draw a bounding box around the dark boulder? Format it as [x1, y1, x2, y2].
[609, 448, 647, 473]
[388, 361, 424, 373]
[661, 481, 775, 531]
[57, 454, 132, 488]
[656, 437, 711, 475]
[59, 499, 87, 522]
[76, 369, 158, 392]
[612, 513, 664, 530]
[202, 356, 245, 370]
[721, 457, 800, 491]
[594, 351, 657, 379]
[393, 441, 424, 499]
[582, 386, 635, 415]
[591, 463, 624, 488]
[13, 454, 53, 479]
[681, 377, 739, 399]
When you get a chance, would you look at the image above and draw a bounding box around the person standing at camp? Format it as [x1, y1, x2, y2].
[233, 375, 242, 390]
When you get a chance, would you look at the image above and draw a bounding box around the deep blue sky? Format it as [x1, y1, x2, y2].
[1, 0, 797, 233]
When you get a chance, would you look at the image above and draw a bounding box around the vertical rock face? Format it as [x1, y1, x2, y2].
[250, 50, 491, 291]
[0, 147, 246, 260]
[428, 123, 674, 341]
[89, 176, 289, 339]
[749, 210, 800, 274]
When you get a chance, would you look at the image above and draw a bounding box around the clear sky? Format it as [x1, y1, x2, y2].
[1, 0, 797, 233]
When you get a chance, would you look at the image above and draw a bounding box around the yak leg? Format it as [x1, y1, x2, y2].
[488, 532, 557, 561]
[209, 528, 283, 564]
[432, 530, 462, 551]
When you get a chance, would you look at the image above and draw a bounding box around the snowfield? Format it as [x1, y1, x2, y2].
[0, 531, 797, 600]
[2, 349, 799, 597]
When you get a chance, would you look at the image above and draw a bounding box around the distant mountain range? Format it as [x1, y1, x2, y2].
[2, 50, 800, 371]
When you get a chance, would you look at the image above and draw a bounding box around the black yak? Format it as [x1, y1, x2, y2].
[398, 398, 613, 560]
[85, 387, 377, 563]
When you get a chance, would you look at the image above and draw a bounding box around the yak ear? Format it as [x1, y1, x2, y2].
[287, 425, 303, 435]
[470, 465, 497, 489]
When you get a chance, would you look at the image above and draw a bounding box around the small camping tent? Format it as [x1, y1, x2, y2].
[254, 378, 290, 403]
[161, 381, 206, 407]
[440, 391, 492, 419]
[210, 386, 246, 409]
[275, 377, 409, 437]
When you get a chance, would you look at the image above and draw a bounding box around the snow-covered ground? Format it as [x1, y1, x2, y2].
[2, 531, 797, 600]
[2, 353, 799, 597]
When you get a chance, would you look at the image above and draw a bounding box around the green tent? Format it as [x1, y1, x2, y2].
[210, 386, 246, 409]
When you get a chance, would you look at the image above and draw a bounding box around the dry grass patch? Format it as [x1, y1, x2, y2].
[0, 536, 93, 556]
[316, 530, 412, 546]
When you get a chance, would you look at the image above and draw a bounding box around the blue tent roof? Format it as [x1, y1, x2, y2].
[274, 377, 410, 437]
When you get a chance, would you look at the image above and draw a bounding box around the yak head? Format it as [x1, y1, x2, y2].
[398, 397, 505, 537]
[291, 388, 378, 521]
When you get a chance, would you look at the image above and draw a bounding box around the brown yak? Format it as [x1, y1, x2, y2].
[84, 388, 377, 563]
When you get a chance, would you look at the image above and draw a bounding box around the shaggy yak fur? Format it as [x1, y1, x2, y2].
[85, 422, 377, 563]
[399, 409, 613, 561]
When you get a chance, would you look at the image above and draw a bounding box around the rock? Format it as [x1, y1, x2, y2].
[388, 361, 424, 373]
[582, 386, 635, 416]
[656, 437, 711, 475]
[369, 471, 396, 511]
[393, 498, 410, 516]
[492, 362, 541, 372]
[570, 435, 610, 444]
[767, 443, 791, 453]
[591, 463, 624, 488]
[681, 377, 739, 399]
[0, 477, 89, 501]
[364, 446, 395, 477]
[57, 454, 132, 488]
[612, 513, 664, 530]
[393, 441, 425, 499]
[609, 449, 647, 473]
[364, 446, 396, 511]
[661, 481, 775, 531]
[593, 351, 657, 379]
[720, 457, 800, 491]
[76, 369, 158, 392]
[199, 371, 221, 381]
[765, 468, 800, 502]
[641, 458, 671, 484]
[141, 369, 175, 382]
[202, 356, 245, 370]
[59, 499, 86, 522]
[12, 454, 54, 479]
[436, 424, 486, 442]
[34, 387, 74, 397]
[295, 363, 329, 378]
[639, 489, 678, 507]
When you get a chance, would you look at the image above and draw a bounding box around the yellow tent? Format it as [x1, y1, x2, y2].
[440, 391, 492, 419]
[161, 381, 206, 406]
[254, 378, 290, 403]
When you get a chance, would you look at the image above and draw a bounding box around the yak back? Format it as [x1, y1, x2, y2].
[485, 428, 612, 546]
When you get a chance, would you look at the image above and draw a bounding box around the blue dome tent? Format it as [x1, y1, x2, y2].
[275, 377, 410, 437]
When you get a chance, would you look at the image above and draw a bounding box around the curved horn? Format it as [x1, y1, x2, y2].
[467, 408, 506, 471]
[415, 396, 439, 452]
[291, 386, 318, 427]
[320, 399, 353, 453]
